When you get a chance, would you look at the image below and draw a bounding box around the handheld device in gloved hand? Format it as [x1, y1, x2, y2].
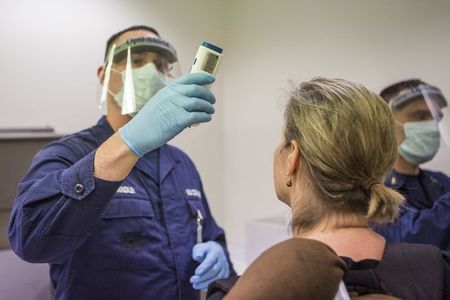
[119, 72, 216, 157]
[191, 42, 223, 77]
[190, 42, 223, 126]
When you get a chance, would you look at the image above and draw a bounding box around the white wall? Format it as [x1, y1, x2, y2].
[222, 0, 450, 250]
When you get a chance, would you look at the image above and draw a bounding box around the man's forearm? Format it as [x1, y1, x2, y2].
[94, 132, 139, 181]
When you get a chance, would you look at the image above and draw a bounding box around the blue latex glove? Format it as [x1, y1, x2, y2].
[119, 73, 216, 157]
[190, 241, 230, 290]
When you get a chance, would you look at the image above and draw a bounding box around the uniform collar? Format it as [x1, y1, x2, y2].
[386, 169, 426, 188]
[92, 116, 115, 145]
[134, 145, 178, 184]
[158, 145, 179, 183]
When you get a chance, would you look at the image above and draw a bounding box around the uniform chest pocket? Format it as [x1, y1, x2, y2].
[101, 198, 155, 219]
[92, 198, 164, 271]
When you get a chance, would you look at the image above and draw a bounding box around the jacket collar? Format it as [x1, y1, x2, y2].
[134, 145, 178, 183]
[158, 145, 179, 183]
[92, 116, 115, 145]
[386, 169, 425, 189]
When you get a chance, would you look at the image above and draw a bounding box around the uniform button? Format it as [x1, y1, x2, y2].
[74, 183, 85, 194]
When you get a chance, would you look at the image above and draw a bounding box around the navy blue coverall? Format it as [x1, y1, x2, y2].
[8, 117, 234, 300]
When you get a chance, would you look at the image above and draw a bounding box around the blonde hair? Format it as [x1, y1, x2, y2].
[284, 78, 404, 232]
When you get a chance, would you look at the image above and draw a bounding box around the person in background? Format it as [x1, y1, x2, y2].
[8, 25, 234, 300]
[374, 79, 450, 251]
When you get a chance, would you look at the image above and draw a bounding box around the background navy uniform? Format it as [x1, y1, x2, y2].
[375, 170, 450, 251]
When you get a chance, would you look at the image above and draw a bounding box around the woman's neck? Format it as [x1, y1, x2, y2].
[295, 225, 386, 261]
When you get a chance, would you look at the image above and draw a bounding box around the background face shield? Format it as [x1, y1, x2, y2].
[390, 84, 449, 146]
[421, 85, 450, 146]
[99, 36, 180, 115]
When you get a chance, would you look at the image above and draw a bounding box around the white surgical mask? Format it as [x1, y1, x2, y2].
[399, 120, 441, 165]
[110, 63, 166, 116]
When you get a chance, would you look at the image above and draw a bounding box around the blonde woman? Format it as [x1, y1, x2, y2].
[208, 78, 450, 299]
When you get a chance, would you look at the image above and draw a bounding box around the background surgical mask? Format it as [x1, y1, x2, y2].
[110, 63, 167, 115]
[399, 120, 441, 165]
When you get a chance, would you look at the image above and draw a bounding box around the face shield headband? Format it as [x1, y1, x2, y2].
[389, 84, 447, 111]
[390, 84, 450, 146]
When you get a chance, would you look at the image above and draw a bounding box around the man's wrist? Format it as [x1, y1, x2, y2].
[118, 126, 145, 157]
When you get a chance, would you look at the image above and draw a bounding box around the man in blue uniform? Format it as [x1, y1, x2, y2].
[374, 79, 450, 251]
[8, 25, 234, 299]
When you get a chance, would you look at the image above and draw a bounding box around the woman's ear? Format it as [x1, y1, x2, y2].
[97, 65, 105, 85]
[287, 140, 300, 175]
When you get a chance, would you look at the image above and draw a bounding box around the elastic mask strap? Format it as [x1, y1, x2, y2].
[110, 67, 121, 74]
[107, 89, 117, 97]
[388, 98, 394, 111]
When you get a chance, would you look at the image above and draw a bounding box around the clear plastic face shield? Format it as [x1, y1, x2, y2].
[390, 84, 449, 145]
[421, 85, 450, 146]
[99, 36, 181, 116]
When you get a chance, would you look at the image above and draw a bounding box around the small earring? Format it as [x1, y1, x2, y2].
[286, 177, 293, 187]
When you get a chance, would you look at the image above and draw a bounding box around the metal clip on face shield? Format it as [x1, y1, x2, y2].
[99, 36, 179, 115]
[390, 84, 449, 145]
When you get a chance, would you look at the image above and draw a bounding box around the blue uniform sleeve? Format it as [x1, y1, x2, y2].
[8, 140, 122, 263]
[374, 192, 450, 251]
